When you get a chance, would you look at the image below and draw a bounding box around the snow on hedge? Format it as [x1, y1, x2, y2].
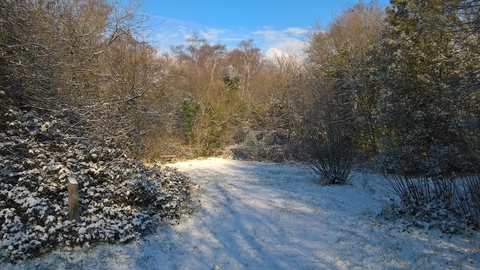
[0, 108, 195, 261]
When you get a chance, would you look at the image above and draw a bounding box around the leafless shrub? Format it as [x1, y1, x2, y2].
[382, 173, 432, 207]
[298, 76, 361, 186]
[306, 135, 357, 185]
[449, 174, 480, 229]
[380, 142, 480, 230]
[463, 174, 480, 228]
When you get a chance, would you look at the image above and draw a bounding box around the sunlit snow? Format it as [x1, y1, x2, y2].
[3, 158, 479, 269]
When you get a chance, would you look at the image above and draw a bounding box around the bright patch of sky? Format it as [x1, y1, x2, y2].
[143, 0, 390, 57]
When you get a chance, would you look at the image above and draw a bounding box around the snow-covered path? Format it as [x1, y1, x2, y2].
[4, 158, 479, 269]
[164, 158, 387, 269]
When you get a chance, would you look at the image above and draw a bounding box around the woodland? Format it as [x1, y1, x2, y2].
[0, 0, 479, 261]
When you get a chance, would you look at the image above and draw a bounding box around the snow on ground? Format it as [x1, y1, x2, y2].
[3, 158, 479, 269]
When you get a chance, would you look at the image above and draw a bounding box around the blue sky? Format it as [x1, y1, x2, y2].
[142, 0, 390, 57]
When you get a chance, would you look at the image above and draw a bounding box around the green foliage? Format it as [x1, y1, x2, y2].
[305, 1, 385, 159]
[223, 75, 240, 91]
[249, 104, 266, 128]
[374, 0, 479, 167]
[372, 0, 480, 228]
[182, 99, 198, 147]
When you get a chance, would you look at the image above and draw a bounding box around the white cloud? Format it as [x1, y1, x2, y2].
[200, 28, 226, 40]
[284, 27, 309, 36]
[151, 18, 308, 58]
[253, 29, 280, 42]
[265, 39, 306, 60]
[266, 47, 285, 59]
[223, 38, 245, 42]
[253, 27, 308, 41]
[253, 27, 307, 59]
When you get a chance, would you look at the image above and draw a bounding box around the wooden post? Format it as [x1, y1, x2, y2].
[68, 176, 79, 221]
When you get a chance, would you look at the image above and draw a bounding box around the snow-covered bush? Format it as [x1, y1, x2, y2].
[231, 131, 258, 160]
[378, 144, 480, 232]
[379, 196, 466, 234]
[230, 130, 291, 162]
[451, 174, 480, 229]
[371, 0, 480, 233]
[0, 108, 195, 261]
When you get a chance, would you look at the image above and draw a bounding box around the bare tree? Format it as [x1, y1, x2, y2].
[0, 0, 163, 157]
[227, 40, 263, 99]
[305, 1, 385, 159]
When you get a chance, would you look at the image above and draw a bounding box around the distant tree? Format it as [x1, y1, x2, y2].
[372, 0, 479, 174]
[227, 40, 263, 99]
[167, 36, 251, 156]
[373, 0, 480, 227]
[446, 0, 480, 36]
[305, 1, 385, 158]
[0, 0, 161, 155]
[268, 52, 307, 132]
[303, 1, 385, 184]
